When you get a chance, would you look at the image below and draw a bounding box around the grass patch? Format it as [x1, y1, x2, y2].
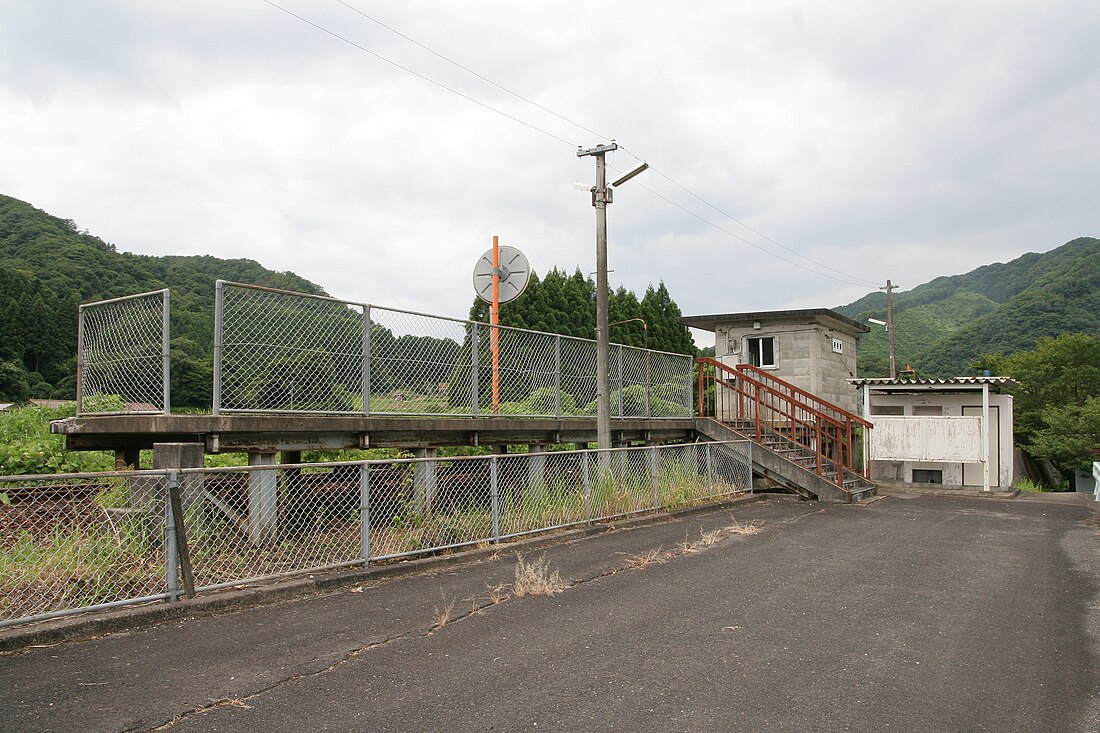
[512, 553, 566, 597]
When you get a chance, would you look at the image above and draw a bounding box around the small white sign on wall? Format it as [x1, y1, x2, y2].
[831, 338, 844, 354]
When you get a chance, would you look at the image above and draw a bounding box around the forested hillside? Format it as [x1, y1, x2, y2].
[1, 195, 698, 407]
[0, 195, 325, 404]
[838, 237, 1100, 377]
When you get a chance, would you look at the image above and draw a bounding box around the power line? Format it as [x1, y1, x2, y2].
[332, 0, 614, 145]
[260, 0, 579, 148]
[263, 0, 880, 290]
[608, 163, 876, 289]
[617, 144, 881, 288]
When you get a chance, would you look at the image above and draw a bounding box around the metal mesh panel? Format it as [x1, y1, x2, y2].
[560, 336, 598, 416]
[218, 285, 365, 413]
[708, 441, 754, 496]
[497, 453, 588, 537]
[649, 351, 695, 417]
[214, 282, 693, 418]
[369, 308, 469, 416]
[186, 465, 364, 587]
[78, 290, 168, 414]
[0, 442, 750, 627]
[0, 473, 169, 624]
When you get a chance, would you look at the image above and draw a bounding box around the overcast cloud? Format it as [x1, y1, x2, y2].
[1, 1, 1097, 346]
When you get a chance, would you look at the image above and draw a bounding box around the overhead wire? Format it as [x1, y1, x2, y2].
[263, 0, 881, 290]
[616, 145, 881, 288]
[331, 0, 615, 145]
[259, 0, 579, 148]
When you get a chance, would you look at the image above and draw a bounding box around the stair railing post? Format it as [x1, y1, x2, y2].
[835, 423, 843, 487]
[815, 421, 824, 477]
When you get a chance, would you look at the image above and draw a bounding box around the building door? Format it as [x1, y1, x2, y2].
[962, 405, 1000, 487]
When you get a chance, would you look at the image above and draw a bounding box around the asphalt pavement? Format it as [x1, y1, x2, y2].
[2, 492, 1097, 733]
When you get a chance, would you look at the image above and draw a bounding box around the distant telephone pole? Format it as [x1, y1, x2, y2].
[881, 279, 897, 379]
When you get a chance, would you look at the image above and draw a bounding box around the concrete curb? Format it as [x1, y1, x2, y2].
[0, 493, 767, 653]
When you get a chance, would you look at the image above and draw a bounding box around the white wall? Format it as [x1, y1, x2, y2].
[866, 391, 1014, 488]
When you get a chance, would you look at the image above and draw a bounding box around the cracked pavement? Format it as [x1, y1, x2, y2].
[1, 493, 1097, 733]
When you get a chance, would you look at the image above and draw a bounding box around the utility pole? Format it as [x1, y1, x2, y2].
[881, 279, 897, 379]
[577, 141, 618, 450]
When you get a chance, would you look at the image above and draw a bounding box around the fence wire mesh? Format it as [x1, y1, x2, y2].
[0, 473, 169, 624]
[214, 281, 693, 418]
[1, 441, 751, 627]
[78, 290, 169, 414]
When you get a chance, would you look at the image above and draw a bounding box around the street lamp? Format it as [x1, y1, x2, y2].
[576, 141, 648, 449]
[867, 318, 897, 379]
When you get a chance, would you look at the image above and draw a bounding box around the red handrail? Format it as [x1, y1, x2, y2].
[695, 357, 872, 485]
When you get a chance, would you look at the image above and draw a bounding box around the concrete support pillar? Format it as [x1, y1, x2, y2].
[152, 442, 204, 510]
[248, 452, 279, 545]
[527, 444, 547, 500]
[414, 447, 438, 513]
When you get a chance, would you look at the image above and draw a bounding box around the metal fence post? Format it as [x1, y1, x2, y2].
[165, 470, 195, 599]
[554, 335, 562, 418]
[490, 456, 500, 542]
[583, 452, 592, 520]
[76, 304, 86, 415]
[360, 464, 371, 566]
[650, 446, 660, 510]
[471, 322, 480, 417]
[212, 280, 224, 415]
[161, 289, 171, 413]
[362, 306, 372, 416]
[165, 474, 179, 602]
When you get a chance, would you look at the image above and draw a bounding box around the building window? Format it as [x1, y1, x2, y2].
[746, 336, 776, 368]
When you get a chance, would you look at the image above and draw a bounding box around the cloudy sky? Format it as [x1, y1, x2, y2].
[2, 1, 1097, 345]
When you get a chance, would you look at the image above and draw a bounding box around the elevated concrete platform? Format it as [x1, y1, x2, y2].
[51, 414, 697, 454]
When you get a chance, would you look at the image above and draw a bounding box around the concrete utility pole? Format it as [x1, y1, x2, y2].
[577, 141, 618, 450]
[882, 279, 897, 379]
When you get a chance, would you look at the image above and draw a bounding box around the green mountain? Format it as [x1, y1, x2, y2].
[0, 194, 326, 404]
[837, 237, 1100, 378]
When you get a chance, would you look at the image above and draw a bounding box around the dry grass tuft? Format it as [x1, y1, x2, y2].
[698, 528, 725, 546]
[623, 547, 666, 570]
[726, 519, 762, 536]
[432, 600, 455, 631]
[214, 698, 252, 710]
[512, 553, 566, 597]
[676, 540, 700, 555]
[486, 583, 510, 605]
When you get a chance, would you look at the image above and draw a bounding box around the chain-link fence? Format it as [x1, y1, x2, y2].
[77, 289, 170, 415]
[213, 281, 693, 418]
[0, 441, 750, 628]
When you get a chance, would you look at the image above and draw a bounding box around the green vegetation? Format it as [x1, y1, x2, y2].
[0, 404, 114, 475]
[0, 194, 326, 406]
[975, 333, 1100, 478]
[839, 237, 1100, 378]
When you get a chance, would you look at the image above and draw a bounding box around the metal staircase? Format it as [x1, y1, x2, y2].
[695, 359, 875, 504]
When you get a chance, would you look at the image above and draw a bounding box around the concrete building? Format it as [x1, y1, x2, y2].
[849, 376, 1016, 491]
[681, 308, 868, 414]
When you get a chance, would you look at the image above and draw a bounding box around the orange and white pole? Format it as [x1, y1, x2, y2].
[491, 235, 500, 412]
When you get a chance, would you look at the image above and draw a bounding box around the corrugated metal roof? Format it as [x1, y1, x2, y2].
[847, 376, 1019, 387]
